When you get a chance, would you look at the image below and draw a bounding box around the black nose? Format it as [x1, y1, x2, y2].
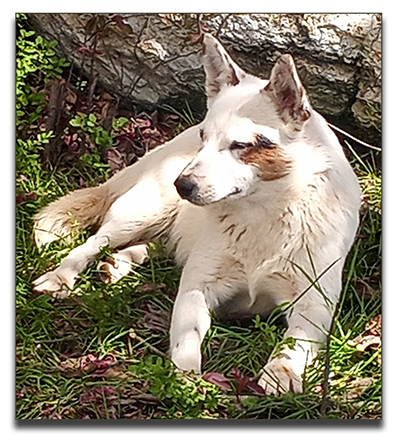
[174, 176, 198, 199]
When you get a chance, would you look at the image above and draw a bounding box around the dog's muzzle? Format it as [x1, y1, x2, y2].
[174, 175, 199, 201]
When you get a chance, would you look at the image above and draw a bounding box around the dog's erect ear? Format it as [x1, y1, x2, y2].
[264, 54, 311, 128]
[202, 33, 246, 105]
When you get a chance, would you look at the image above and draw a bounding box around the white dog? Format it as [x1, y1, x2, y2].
[33, 34, 361, 394]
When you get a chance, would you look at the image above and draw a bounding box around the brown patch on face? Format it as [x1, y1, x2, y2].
[240, 140, 291, 182]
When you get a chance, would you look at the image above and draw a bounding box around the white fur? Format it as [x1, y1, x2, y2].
[33, 34, 361, 394]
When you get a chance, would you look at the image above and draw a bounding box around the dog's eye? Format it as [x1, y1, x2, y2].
[229, 141, 252, 151]
[254, 135, 276, 149]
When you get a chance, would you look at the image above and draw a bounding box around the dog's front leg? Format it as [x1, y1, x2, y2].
[170, 288, 211, 373]
[258, 290, 336, 395]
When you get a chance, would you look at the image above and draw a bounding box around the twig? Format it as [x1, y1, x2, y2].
[45, 78, 66, 132]
[328, 122, 381, 151]
[197, 13, 204, 35]
[118, 394, 159, 405]
[43, 78, 66, 167]
[216, 14, 233, 38]
[129, 329, 168, 358]
[100, 98, 118, 162]
[87, 73, 99, 112]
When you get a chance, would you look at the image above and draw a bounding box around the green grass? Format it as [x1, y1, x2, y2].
[15, 16, 381, 420]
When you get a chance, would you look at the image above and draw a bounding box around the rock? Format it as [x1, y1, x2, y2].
[27, 13, 381, 145]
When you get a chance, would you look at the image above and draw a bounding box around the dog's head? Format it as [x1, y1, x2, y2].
[175, 33, 318, 206]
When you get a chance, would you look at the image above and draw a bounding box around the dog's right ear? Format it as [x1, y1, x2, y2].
[202, 33, 246, 106]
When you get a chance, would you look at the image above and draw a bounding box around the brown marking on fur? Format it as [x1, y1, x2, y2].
[240, 145, 291, 182]
[272, 271, 290, 281]
[235, 228, 247, 242]
[223, 224, 236, 236]
[277, 353, 291, 361]
[219, 214, 229, 223]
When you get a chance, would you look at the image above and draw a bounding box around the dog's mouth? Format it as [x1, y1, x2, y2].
[226, 187, 242, 198]
[175, 177, 243, 206]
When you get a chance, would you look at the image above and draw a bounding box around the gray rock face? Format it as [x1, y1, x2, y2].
[28, 13, 381, 145]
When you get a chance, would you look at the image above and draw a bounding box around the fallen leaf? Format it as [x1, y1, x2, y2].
[138, 302, 170, 334]
[77, 386, 118, 418]
[245, 379, 265, 395]
[65, 88, 77, 105]
[16, 191, 36, 204]
[203, 372, 232, 391]
[59, 353, 116, 377]
[230, 367, 248, 394]
[344, 377, 375, 401]
[349, 314, 381, 353]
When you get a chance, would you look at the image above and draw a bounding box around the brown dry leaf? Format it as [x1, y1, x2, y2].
[138, 302, 170, 334]
[355, 279, 377, 300]
[365, 314, 381, 332]
[59, 353, 117, 377]
[203, 372, 232, 391]
[344, 377, 375, 401]
[107, 148, 125, 173]
[349, 314, 381, 353]
[77, 386, 118, 419]
[97, 364, 129, 380]
[65, 88, 77, 105]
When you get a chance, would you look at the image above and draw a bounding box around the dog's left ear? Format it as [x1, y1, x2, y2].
[264, 54, 311, 129]
[202, 33, 247, 106]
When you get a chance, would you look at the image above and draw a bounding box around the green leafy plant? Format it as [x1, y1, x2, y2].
[16, 15, 70, 132]
[130, 355, 227, 419]
[112, 116, 130, 131]
[69, 113, 114, 148]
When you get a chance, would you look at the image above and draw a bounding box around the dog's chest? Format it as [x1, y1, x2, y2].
[216, 206, 298, 270]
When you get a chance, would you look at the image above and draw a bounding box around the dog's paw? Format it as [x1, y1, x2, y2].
[258, 355, 303, 395]
[97, 246, 148, 284]
[170, 338, 202, 374]
[32, 270, 74, 299]
[97, 257, 132, 284]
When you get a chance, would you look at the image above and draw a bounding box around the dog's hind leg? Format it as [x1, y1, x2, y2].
[97, 244, 149, 284]
[33, 168, 181, 298]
